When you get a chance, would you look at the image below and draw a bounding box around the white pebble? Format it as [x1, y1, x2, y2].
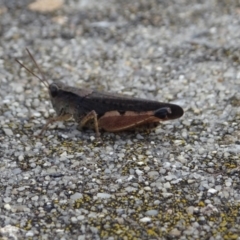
[70, 192, 83, 200]
[3, 128, 13, 136]
[136, 169, 143, 175]
[4, 204, 11, 210]
[140, 217, 151, 223]
[77, 215, 85, 221]
[208, 188, 217, 194]
[97, 193, 111, 198]
[31, 196, 39, 201]
[4, 197, 11, 203]
[26, 231, 34, 237]
[144, 187, 151, 191]
[71, 217, 78, 223]
[163, 182, 171, 189]
[225, 181, 232, 187]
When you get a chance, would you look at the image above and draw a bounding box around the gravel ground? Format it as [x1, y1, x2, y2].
[1, 0, 240, 239]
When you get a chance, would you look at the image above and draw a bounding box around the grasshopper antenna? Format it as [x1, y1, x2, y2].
[15, 48, 49, 88]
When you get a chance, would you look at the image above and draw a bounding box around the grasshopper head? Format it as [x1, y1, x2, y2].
[49, 82, 66, 97]
[48, 82, 69, 115]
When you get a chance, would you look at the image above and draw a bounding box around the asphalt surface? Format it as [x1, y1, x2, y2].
[0, 0, 240, 239]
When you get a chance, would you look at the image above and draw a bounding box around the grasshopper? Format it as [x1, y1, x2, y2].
[16, 49, 184, 137]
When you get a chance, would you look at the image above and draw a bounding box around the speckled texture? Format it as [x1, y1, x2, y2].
[1, 0, 240, 239]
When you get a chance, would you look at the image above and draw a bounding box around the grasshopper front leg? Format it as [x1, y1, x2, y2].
[78, 110, 100, 138]
[38, 114, 72, 136]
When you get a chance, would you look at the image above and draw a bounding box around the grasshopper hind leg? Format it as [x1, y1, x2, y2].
[77, 110, 100, 138]
[154, 107, 172, 120]
[154, 105, 184, 120]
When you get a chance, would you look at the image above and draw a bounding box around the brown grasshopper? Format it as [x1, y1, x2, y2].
[16, 49, 184, 137]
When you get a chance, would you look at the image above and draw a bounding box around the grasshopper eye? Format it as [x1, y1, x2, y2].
[49, 84, 59, 97]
